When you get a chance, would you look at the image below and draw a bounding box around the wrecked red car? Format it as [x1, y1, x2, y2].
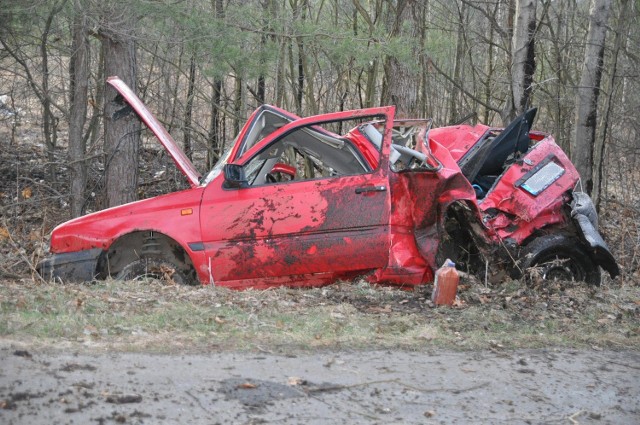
[38, 76, 619, 287]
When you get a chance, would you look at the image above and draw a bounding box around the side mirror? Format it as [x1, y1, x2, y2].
[223, 164, 248, 189]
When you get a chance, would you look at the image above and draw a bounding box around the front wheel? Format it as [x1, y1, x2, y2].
[519, 234, 601, 285]
[116, 257, 194, 285]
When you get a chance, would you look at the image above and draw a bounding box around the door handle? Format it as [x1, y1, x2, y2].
[355, 185, 386, 194]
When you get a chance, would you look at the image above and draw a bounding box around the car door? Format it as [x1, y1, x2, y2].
[199, 107, 395, 287]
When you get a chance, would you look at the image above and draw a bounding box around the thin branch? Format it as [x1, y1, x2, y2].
[427, 56, 502, 114]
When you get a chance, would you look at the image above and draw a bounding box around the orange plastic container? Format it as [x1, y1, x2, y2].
[431, 259, 459, 306]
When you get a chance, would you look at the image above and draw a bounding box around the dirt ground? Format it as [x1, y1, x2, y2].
[1, 342, 638, 424]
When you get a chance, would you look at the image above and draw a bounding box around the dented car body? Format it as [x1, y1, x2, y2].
[38, 77, 619, 287]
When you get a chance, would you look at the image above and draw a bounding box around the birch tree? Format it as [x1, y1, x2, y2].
[572, 0, 611, 194]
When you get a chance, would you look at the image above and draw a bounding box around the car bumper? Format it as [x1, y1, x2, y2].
[37, 248, 103, 282]
[571, 193, 619, 278]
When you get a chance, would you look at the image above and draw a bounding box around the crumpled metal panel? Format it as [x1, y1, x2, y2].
[200, 177, 391, 286]
[479, 138, 579, 243]
[371, 138, 478, 286]
[428, 124, 490, 162]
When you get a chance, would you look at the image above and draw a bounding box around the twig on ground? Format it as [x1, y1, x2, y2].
[568, 410, 585, 424]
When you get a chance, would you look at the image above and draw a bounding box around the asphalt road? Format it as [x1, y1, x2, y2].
[1, 344, 638, 424]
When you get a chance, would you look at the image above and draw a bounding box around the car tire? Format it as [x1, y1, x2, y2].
[116, 257, 193, 285]
[520, 234, 601, 285]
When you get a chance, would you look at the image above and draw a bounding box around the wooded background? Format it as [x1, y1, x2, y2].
[0, 0, 638, 232]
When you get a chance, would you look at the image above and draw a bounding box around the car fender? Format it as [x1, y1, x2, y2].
[46, 188, 205, 280]
[376, 139, 481, 285]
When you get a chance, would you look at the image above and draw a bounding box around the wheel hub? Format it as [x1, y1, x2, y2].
[543, 264, 575, 281]
[541, 257, 582, 281]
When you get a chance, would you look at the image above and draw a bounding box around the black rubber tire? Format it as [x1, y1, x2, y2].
[116, 257, 193, 285]
[519, 234, 601, 285]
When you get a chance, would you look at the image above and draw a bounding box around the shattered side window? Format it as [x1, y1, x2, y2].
[388, 121, 440, 172]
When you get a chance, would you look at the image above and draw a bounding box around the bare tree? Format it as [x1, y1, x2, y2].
[207, 0, 224, 168]
[380, 0, 419, 117]
[503, 0, 537, 123]
[592, 0, 630, 209]
[101, 3, 141, 207]
[572, 0, 612, 194]
[40, 0, 67, 182]
[68, 0, 90, 217]
[291, 0, 307, 115]
[0, 0, 67, 182]
[183, 54, 196, 161]
[448, 1, 467, 123]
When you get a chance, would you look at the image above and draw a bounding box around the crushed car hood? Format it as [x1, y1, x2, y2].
[428, 124, 491, 163]
[106, 76, 202, 187]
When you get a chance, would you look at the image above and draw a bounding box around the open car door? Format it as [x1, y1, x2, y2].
[199, 107, 396, 287]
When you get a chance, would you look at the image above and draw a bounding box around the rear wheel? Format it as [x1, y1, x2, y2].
[520, 234, 601, 285]
[116, 257, 194, 285]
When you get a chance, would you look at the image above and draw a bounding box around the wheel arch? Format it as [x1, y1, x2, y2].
[96, 230, 196, 279]
[433, 199, 491, 268]
[518, 233, 601, 285]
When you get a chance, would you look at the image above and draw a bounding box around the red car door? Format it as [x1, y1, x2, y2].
[199, 107, 395, 288]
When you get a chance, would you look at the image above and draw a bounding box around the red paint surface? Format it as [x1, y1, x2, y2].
[48, 78, 592, 288]
[428, 124, 491, 162]
[478, 137, 579, 243]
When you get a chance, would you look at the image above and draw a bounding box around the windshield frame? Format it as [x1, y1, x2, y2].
[201, 144, 234, 185]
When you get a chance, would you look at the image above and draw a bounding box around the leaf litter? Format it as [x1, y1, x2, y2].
[1, 274, 638, 352]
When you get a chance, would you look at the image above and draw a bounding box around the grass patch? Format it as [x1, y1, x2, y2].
[1, 277, 638, 353]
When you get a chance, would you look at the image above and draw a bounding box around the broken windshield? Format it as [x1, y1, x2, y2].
[202, 145, 233, 185]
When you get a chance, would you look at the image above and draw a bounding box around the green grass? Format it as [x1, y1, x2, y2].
[1, 278, 638, 353]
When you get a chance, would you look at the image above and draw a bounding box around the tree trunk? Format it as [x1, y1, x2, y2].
[483, 1, 498, 123]
[292, 0, 306, 115]
[183, 54, 196, 161]
[592, 0, 628, 209]
[353, 0, 380, 109]
[166, 47, 183, 133]
[207, 78, 222, 167]
[69, 0, 90, 218]
[233, 74, 243, 135]
[102, 11, 140, 208]
[503, 0, 536, 124]
[87, 47, 105, 158]
[41, 1, 65, 182]
[449, 1, 467, 123]
[380, 0, 418, 118]
[364, 59, 378, 108]
[208, 0, 225, 167]
[418, 1, 430, 118]
[257, 0, 270, 104]
[572, 0, 612, 194]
